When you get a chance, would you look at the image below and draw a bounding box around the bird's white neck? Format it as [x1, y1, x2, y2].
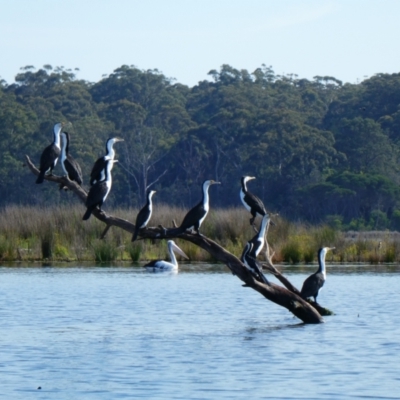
[259, 215, 269, 237]
[60, 135, 67, 158]
[168, 244, 178, 268]
[106, 142, 116, 159]
[104, 160, 113, 184]
[53, 125, 62, 149]
[318, 251, 327, 277]
[202, 182, 210, 211]
[60, 134, 68, 174]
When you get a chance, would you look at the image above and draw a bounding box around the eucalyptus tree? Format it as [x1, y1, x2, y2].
[90, 65, 193, 205]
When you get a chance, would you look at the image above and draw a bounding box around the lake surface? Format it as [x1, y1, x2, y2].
[0, 263, 399, 399]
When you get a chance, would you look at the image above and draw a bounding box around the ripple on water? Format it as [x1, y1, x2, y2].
[0, 266, 399, 399]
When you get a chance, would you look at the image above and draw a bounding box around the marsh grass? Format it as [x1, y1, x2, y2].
[92, 239, 119, 262]
[126, 242, 141, 262]
[1, 204, 400, 264]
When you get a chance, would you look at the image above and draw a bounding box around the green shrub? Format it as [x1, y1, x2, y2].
[303, 247, 315, 263]
[0, 236, 8, 259]
[92, 240, 118, 262]
[282, 241, 301, 264]
[384, 248, 395, 263]
[54, 244, 69, 259]
[127, 243, 141, 262]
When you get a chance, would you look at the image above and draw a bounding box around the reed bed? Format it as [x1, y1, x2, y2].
[0, 204, 399, 264]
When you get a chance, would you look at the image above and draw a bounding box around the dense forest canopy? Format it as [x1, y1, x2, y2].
[1, 64, 400, 230]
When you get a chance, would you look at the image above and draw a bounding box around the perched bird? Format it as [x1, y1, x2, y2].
[168, 179, 220, 236]
[144, 240, 189, 272]
[36, 122, 63, 184]
[90, 137, 124, 185]
[300, 247, 335, 303]
[82, 158, 115, 220]
[240, 242, 269, 285]
[59, 131, 83, 189]
[248, 213, 270, 258]
[132, 190, 157, 242]
[240, 176, 267, 226]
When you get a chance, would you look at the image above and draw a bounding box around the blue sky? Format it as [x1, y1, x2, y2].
[1, 0, 399, 86]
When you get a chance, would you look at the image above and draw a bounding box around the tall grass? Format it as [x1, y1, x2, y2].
[0, 204, 400, 263]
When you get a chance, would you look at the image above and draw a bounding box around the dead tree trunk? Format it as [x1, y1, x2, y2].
[26, 155, 325, 324]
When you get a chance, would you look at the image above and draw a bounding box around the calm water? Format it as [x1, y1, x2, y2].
[0, 263, 399, 399]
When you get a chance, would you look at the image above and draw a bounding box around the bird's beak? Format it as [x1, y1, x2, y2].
[173, 243, 189, 259]
[328, 247, 336, 251]
[211, 180, 221, 185]
[115, 138, 124, 142]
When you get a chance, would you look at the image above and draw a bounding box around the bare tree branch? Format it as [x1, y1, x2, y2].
[26, 154, 325, 324]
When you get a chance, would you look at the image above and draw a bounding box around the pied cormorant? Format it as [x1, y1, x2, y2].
[248, 213, 270, 258]
[36, 123, 63, 184]
[59, 131, 83, 189]
[82, 158, 115, 220]
[240, 176, 267, 226]
[90, 137, 124, 186]
[132, 190, 157, 242]
[240, 242, 269, 285]
[300, 247, 335, 303]
[144, 240, 189, 272]
[168, 179, 220, 235]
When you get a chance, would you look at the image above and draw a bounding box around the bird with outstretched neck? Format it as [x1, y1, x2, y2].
[168, 179, 220, 236]
[247, 213, 270, 258]
[59, 131, 83, 189]
[82, 158, 116, 221]
[240, 241, 270, 285]
[144, 240, 189, 271]
[240, 176, 268, 226]
[300, 247, 335, 303]
[36, 123, 63, 184]
[132, 190, 156, 242]
[90, 137, 124, 186]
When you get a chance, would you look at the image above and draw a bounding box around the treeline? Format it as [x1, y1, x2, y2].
[1, 64, 400, 230]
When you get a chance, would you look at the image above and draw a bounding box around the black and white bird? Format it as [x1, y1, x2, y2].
[36, 122, 63, 184]
[90, 137, 124, 185]
[132, 190, 157, 242]
[82, 158, 116, 220]
[144, 240, 189, 272]
[59, 131, 83, 189]
[240, 176, 267, 226]
[240, 242, 269, 285]
[300, 247, 335, 303]
[168, 180, 220, 235]
[248, 213, 270, 258]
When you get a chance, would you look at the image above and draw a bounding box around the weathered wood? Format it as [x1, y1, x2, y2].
[26, 155, 325, 323]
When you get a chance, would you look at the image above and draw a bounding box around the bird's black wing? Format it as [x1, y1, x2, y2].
[86, 181, 108, 208]
[245, 192, 266, 215]
[39, 144, 60, 171]
[65, 155, 83, 185]
[241, 243, 269, 285]
[144, 260, 160, 267]
[179, 202, 206, 230]
[248, 235, 263, 258]
[300, 273, 325, 299]
[90, 157, 106, 185]
[132, 206, 150, 241]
